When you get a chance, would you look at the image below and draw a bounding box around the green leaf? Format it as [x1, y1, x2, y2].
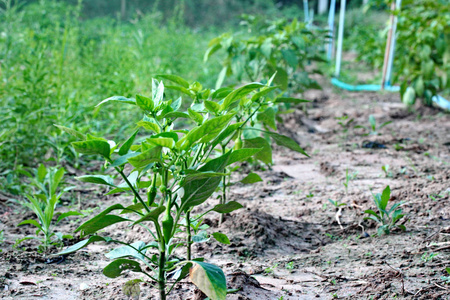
[273, 68, 288, 91]
[152, 79, 164, 110]
[56, 235, 108, 256]
[54, 125, 86, 140]
[212, 232, 230, 245]
[103, 259, 142, 279]
[133, 206, 165, 225]
[75, 204, 129, 236]
[221, 83, 264, 112]
[97, 96, 136, 107]
[72, 140, 111, 159]
[188, 108, 204, 124]
[243, 137, 272, 164]
[105, 241, 147, 262]
[37, 164, 47, 182]
[183, 172, 227, 185]
[281, 49, 299, 68]
[123, 279, 143, 299]
[136, 94, 154, 112]
[215, 66, 227, 90]
[146, 137, 175, 149]
[204, 100, 221, 114]
[267, 132, 309, 157]
[275, 97, 310, 104]
[75, 175, 115, 186]
[227, 148, 262, 165]
[364, 209, 381, 222]
[212, 201, 243, 214]
[181, 152, 230, 210]
[189, 261, 227, 300]
[119, 129, 139, 156]
[251, 86, 278, 101]
[176, 114, 234, 150]
[56, 211, 83, 224]
[111, 152, 140, 167]
[240, 172, 262, 184]
[192, 231, 209, 243]
[163, 111, 190, 120]
[127, 146, 162, 169]
[210, 122, 243, 150]
[156, 74, 189, 88]
[257, 107, 277, 130]
[18, 219, 44, 232]
[380, 186, 390, 211]
[136, 120, 161, 134]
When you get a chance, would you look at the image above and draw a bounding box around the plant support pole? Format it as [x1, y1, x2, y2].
[327, 0, 336, 60]
[303, 0, 309, 24]
[381, 0, 397, 90]
[334, 0, 346, 77]
[385, 0, 402, 86]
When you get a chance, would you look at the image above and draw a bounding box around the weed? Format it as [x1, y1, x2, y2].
[421, 252, 438, 263]
[441, 267, 450, 284]
[264, 263, 279, 274]
[328, 199, 346, 209]
[285, 261, 294, 270]
[356, 115, 391, 136]
[364, 186, 406, 236]
[381, 165, 393, 178]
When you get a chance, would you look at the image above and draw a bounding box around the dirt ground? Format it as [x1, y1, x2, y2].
[1, 79, 449, 300]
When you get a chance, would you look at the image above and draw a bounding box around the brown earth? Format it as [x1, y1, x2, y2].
[1, 79, 449, 300]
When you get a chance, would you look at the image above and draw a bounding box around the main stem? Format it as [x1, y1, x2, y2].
[158, 250, 166, 300]
[186, 210, 192, 261]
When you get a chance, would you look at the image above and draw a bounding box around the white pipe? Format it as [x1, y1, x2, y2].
[303, 0, 309, 23]
[385, 0, 402, 85]
[327, 0, 336, 60]
[335, 0, 346, 77]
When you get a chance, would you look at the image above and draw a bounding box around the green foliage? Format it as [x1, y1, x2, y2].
[355, 115, 391, 136]
[17, 164, 80, 250]
[364, 186, 406, 236]
[395, 0, 450, 106]
[56, 76, 307, 299]
[205, 15, 327, 92]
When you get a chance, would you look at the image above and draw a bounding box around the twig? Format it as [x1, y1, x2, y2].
[434, 282, 448, 290]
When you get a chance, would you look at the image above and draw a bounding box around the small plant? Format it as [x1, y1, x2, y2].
[441, 267, 450, 284]
[285, 261, 294, 270]
[264, 263, 279, 274]
[55, 77, 308, 300]
[343, 168, 357, 194]
[328, 199, 346, 209]
[17, 164, 79, 251]
[421, 252, 438, 263]
[381, 164, 393, 178]
[364, 186, 406, 236]
[356, 115, 392, 136]
[336, 115, 354, 134]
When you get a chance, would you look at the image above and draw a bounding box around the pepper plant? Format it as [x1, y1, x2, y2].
[204, 15, 327, 92]
[55, 77, 308, 299]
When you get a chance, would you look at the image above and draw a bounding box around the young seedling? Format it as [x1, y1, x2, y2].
[364, 186, 406, 236]
[442, 267, 450, 284]
[55, 77, 308, 300]
[356, 115, 392, 136]
[381, 164, 393, 178]
[17, 164, 80, 251]
[343, 168, 357, 195]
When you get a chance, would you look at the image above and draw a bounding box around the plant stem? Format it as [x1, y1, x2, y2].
[114, 167, 150, 213]
[158, 250, 166, 300]
[186, 210, 192, 261]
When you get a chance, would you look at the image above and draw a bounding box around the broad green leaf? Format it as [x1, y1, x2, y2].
[57, 235, 108, 256]
[105, 241, 147, 262]
[152, 79, 164, 110]
[97, 96, 136, 107]
[133, 206, 165, 225]
[72, 140, 111, 159]
[227, 148, 262, 165]
[204, 100, 221, 114]
[165, 85, 192, 97]
[120, 203, 146, 215]
[212, 201, 243, 213]
[243, 137, 272, 164]
[119, 129, 139, 156]
[380, 186, 390, 211]
[136, 94, 154, 112]
[210, 122, 243, 150]
[163, 111, 190, 120]
[192, 231, 209, 243]
[275, 97, 310, 104]
[281, 49, 299, 68]
[188, 108, 204, 124]
[176, 115, 234, 150]
[221, 83, 264, 112]
[56, 211, 83, 224]
[18, 219, 44, 232]
[127, 146, 162, 169]
[37, 164, 47, 183]
[171, 97, 182, 111]
[267, 132, 309, 157]
[240, 172, 262, 184]
[211, 87, 233, 100]
[156, 74, 189, 88]
[189, 261, 227, 300]
[123, 279, 143, 299]
[182, 172, 227, 185]
[103, 259, 142, 279]
[212, 232, 230, 245]
[251, 86, 278, 101]
[136, 120, 161, 134]
[257, 107, 277, 130]
[181, 152, 230, 210]
[273, 68, 288, 91]
[111, 152, 140, 167]
[75, 175, 115, 186]
[75, 204, 128, 236]
[364, 210, 381, 221]
[215, 66, 227, 89]
[51, 168, 65, 195]
[146, 137, 175, 149]
[54, 125, 86, 140]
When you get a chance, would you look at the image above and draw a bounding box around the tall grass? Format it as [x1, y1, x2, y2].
[0, 0, 221, 186]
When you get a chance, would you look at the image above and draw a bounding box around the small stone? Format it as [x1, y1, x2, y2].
[79, 283, 89, 290]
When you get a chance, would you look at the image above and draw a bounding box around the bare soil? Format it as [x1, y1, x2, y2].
[1, 79, 449, 300]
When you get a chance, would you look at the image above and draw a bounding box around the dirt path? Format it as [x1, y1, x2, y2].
[1, 81, 449, 299]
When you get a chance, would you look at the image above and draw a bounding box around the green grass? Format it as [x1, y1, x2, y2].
[0, 1, 222, 187]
